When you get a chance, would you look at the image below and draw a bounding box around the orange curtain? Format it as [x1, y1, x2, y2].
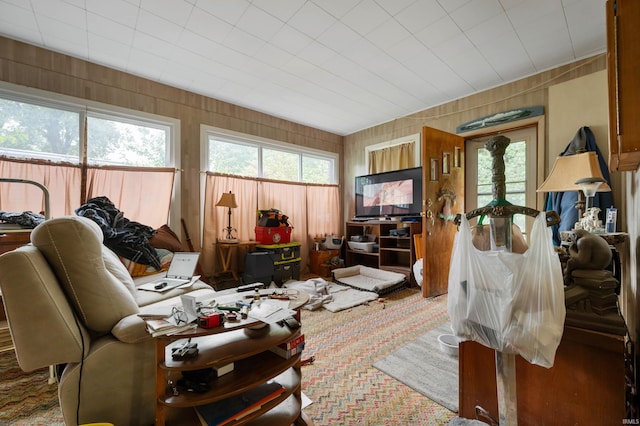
[368, 141, 415, 173]
[306, 184, 341, 240]
[85, 166, 175, 228]
[202, 173, 259, 276]
[259, 180, 309, 270]
[0, 157, 81, 217]
[202, 173, 340, 278]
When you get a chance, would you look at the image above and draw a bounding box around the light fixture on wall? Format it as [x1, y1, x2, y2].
[216, 191, 238, 243]
[536, 151, 611, 227]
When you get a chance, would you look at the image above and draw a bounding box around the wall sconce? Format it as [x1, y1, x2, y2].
[536, 152, 611, 227]
[216, 191, 238, 242]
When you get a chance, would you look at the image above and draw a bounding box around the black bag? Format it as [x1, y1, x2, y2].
[257, 209, 289, 227]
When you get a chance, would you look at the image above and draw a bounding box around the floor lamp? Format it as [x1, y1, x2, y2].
[216, 191, 238, 242]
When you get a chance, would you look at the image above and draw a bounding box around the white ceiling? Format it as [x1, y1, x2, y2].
[0, 0, 606, 136]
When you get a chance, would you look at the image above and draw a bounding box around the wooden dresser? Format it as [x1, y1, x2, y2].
[458, 325, 627, 425]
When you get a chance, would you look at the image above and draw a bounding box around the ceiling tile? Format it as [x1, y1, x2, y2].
[288, 2, 336, 39]
[140, 0, 193, 26]
[365, 18, 411, 50]
[187, 7, 233, 42]
[413, 15, 462, 50]
[341, 0, 390, 36]
[194, 0, 250, 26]
[313, 0, 362, 19]
[252, 0, 305, 22]
[448, 0, 502, 31]
[87, 13, 135, 46]
[316, 21, 362, 53]
[235, 5, 284, 40]
[394, 0, 447, 33]
[136, 9, 184, 43]
[269, 25, 312, 55]
[223, 27, 265, 57]
[86, 0, 139, 29]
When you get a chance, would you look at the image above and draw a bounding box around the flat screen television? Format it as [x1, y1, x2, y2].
[354, 167, 422, 218]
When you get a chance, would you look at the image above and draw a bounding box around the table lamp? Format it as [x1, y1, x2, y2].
[536, 151, 611, 227]
[216, 191, 238, 242]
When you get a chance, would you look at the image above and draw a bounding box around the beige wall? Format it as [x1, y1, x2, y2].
[0, 36, 343, 250]
[548, 70, 624, 228]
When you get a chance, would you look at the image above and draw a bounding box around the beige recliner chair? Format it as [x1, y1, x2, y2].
[0, 216, 213, 425]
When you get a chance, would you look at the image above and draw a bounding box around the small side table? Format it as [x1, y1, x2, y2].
[216, 240, 258, 281]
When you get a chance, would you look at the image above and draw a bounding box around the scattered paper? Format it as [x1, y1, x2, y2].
[248, 301, 296, 324]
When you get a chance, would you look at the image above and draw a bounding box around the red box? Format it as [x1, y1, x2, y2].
[255, 226, 292, 244]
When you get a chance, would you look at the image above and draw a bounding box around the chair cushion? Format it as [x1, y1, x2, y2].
[31, 216, 139, 334]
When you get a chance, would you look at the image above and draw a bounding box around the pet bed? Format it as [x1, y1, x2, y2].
[331, 265, 407, 295]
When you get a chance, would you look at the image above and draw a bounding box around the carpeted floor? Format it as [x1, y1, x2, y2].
[300, 287, 455, 425]
[0, 350, 62, 425]
[0, 287, 456, 425]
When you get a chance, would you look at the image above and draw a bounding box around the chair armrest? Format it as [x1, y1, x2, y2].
[112, 314, 153, 344]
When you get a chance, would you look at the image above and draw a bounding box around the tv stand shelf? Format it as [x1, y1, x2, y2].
[345, 221, 421, 285]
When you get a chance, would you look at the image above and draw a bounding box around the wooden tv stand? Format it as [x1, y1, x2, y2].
[345, 220, 421, 286]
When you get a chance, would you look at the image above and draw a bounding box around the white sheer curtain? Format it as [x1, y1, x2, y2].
[202, 173, 340, 279]
[85, 166, 175, 228]
[0, 157, 81, 217]
[202, 173, 259, 276]
[0, 157, 176, 228]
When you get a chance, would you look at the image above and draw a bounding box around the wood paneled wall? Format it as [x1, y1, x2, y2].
[0, 36, 343, 249]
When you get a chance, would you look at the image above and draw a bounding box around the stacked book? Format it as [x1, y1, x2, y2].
[269, 334, 305, 359]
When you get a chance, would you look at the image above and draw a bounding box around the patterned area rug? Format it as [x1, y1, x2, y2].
[300, 288, 456, 425]
[0, 350, 63, 425]
[0, 287, 455, 425]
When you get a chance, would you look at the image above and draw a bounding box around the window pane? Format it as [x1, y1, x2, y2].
[87, 116, 167, 166]
[0, 98, 80, 162]
[263, 148, 299, 181]
[209, 138, 258, 176]
[476, 142, 526, 202]
[302, 156, 331, 184]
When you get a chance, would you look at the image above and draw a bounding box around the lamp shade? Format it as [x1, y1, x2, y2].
[536, 152, 611, 193]
[216, 191, 237, 208]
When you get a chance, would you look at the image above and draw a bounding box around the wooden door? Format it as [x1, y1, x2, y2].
[421, 127, 464, 298]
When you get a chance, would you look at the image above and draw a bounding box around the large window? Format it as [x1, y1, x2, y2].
[200, 126, 340, 277]
[0, 89, 179, 227]
[206, 128, 337, 184]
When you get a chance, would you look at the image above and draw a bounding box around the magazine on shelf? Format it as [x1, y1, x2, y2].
[194, 381, 286, 425]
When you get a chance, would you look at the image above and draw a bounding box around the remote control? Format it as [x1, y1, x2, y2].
[236, 282, 265, 292]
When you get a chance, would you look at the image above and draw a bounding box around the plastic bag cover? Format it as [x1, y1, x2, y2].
[447, 212, 566, 368]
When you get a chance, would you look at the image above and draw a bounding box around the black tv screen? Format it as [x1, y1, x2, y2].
[355, 167, 423, 218]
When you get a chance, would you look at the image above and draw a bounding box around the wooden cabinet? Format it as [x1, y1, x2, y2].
[309, 249, 340, 277]
[607, 0, 640, 171]
[459, 325, 627, 425]
[345, 221, 421, 285]
[153, 292, 311, 426]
